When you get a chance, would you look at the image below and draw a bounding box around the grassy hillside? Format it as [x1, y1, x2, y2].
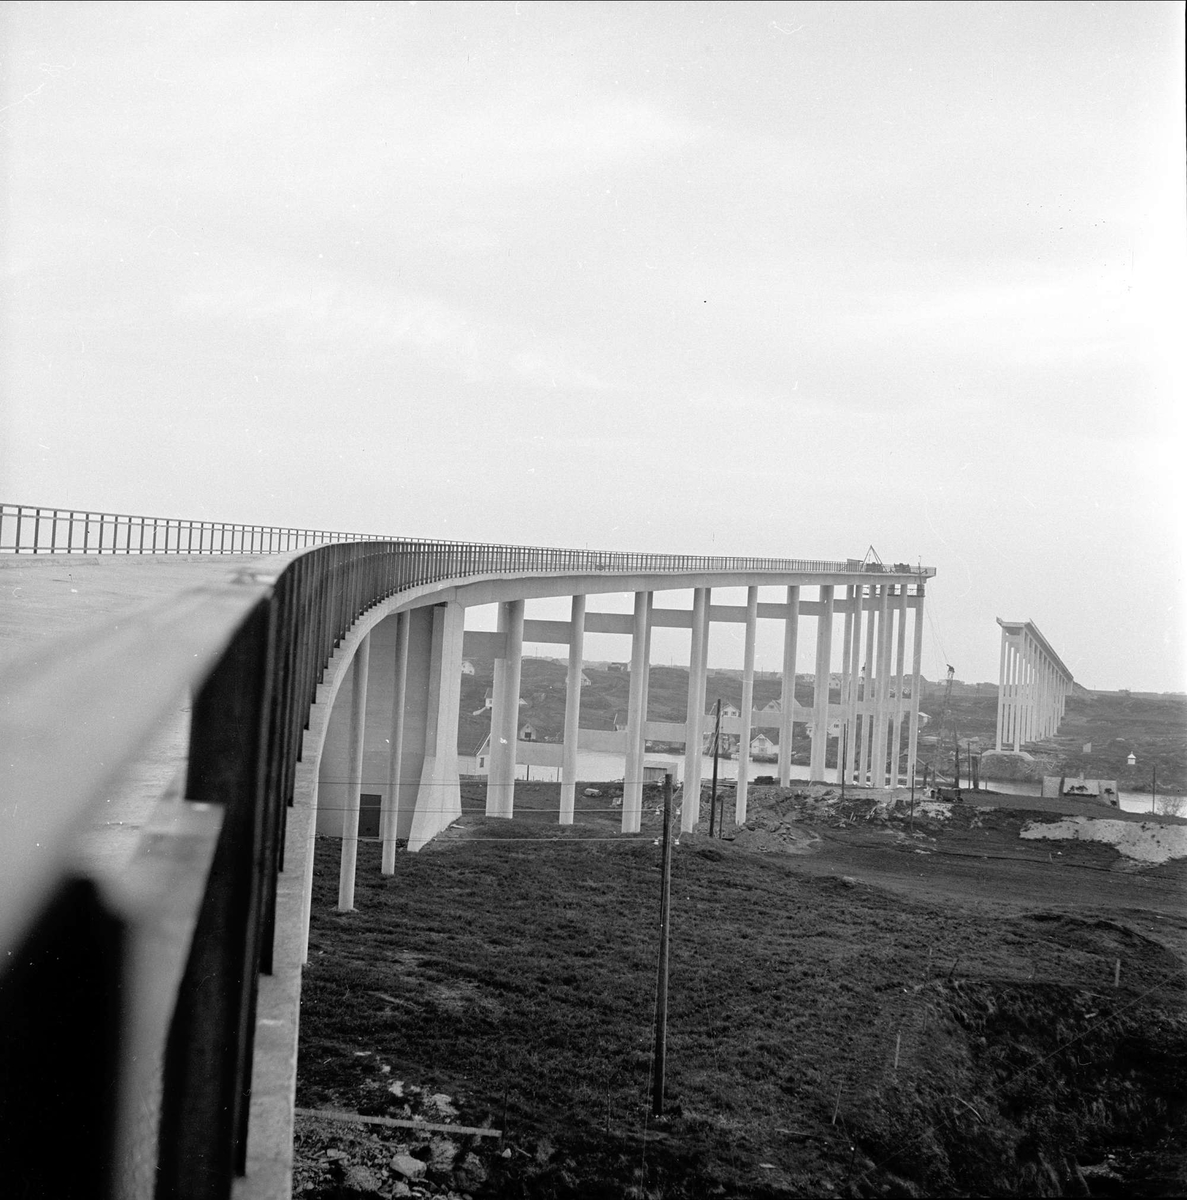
[295, 784, 1187, 1198]
[461, 658, 1186, 789]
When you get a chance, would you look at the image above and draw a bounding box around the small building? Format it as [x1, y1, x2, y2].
[749, 733, 778, 759]
[1127, 751, 1136, 766]
[460, 659, 476, 676]
[643, 760, 674, 784]
[1041, 776, 1119, 807]
[703, 728, 738, 755]
[761, 698, 783, 714]
[805, 718, 843, 739]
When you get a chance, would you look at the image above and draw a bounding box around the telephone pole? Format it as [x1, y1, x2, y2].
[708, 699, 722, 837]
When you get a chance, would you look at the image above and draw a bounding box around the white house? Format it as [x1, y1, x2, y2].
[479, 688, 526, 712]
[805, 718, 843, 740]
[761, 698, 782, 714]
[749, 733, 777, 759]
[703, 728, 738, 755]
[460, 659, 476, 676]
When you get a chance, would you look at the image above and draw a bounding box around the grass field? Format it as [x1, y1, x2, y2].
[295, 783, 1187, 1198]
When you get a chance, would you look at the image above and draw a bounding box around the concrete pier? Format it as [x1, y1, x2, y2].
[681, 587, 709, 832]
[809, 585, 834, 780]
[313, 568, 934, 867]
[777, 585, 800, 788]
[337, 632, 370, 911]
[623, 591, 651, 833]
[487, 598, 525, 818]
[735, 586, 759, 824]
[994, 619, 1072, 752]
[560, 594, 586, 824]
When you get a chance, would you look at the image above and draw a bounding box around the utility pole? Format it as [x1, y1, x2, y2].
[708, 699, 722, 837]
[652, 773, 674, 1118]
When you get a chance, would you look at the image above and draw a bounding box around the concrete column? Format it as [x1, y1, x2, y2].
[906, 586, 925, 786]
[639, 609, 653, 771]
[560, 594, 586, 824]
[873, 588, 892, 787]
[486, 606, 508, 816]
[845, 585, 865, 784]
[486, 599, 524, 818]
[408, 601, 465, 850]
[891, 584, 908, 786]
[1037, 654, 1046, 739]
[381, 612, 410, 874]
[836, 587, 854, 786]
[736, 586, 758, 824]
[860, 593, 877, 784]
[1022, 635, 1033, 745]
[872, 585, 891, 787]
[682, 587, 709, 834]
[337, 633, 371, 911]
[809, 585, 834, 780]
[995, 626, 1008, 751]
[1030, 639, 1040, 743]
[1019, 635, 1029, 745]
[1032, 650, 1041, 740]
[1026, 641, 1035, 742]
[1039, 649, 1048, 737]
[1039, 656, 1048, 738]
[1009, 641, 1016, 748]
[867, 587, 882, 786]
[1011, 640, 1021, 749]
[698, 585, 712, 785]
[623, 590, 651, 833]
[777, 585, 800, 787]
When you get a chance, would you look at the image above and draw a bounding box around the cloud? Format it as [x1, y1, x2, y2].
[174, 263, 607, 394]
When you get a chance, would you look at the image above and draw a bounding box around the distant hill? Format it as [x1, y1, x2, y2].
[460, 658, 1186, 789]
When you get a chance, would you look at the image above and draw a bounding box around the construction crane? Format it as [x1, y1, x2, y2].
[930, 664, 958, 791]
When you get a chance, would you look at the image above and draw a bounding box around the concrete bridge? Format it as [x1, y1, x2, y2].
[0, 503, 935, 1200]
[993, 618, 1074, 751]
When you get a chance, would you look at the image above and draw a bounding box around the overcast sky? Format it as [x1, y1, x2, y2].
[2, 2, 1184, 690]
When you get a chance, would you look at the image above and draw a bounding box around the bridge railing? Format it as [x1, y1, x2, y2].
[0, 502, 934, 578]
[0, 502, 378, 555]
[0, 511, 936, 1199]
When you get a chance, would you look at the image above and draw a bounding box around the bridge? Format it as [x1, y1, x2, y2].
[993, 618, 1074, 751]
[0, 502, 935, 1200]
